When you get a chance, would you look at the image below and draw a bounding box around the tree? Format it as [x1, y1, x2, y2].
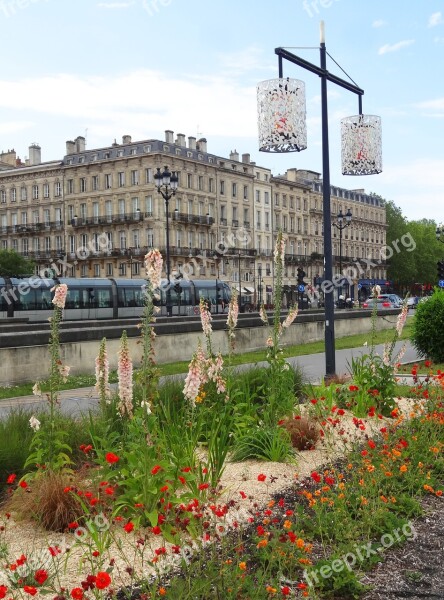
[0, 250, 35, 276]
[381, 198, 415, 289]
[408, 219, 443, 288]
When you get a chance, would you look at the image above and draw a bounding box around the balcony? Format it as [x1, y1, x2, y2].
[172, 212, 215, 226]
[232, 219, 239, 227]
[0, 222, 64, 235]
[70, 212, 149, 227]
[220, 218, 227, 226]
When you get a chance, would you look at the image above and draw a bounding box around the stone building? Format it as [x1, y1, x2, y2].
[0, 130, 387, 304]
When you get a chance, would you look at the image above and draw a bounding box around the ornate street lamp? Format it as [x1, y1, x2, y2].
[436, 224, 444, 244]
[257, 21, 381, 379]
[333, 208, 352, 300]
[154, 166, 178, 316]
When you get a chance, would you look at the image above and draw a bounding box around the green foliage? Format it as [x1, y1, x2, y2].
[411, 289, 444, 361]
[230, 425, 294, 462]
[347, 354, 396, 417]
[0, 249, 34, 276]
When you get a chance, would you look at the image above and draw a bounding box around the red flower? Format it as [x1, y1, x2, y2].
[198, 483, 209, 490]
[123, 522, 134, 533]
[257, 474, 267, 482]
[152, 526, 162, 535]
[71, 588, 84, 600]
[424, 360, 432, 368]
[0, 585, 7, 599]
[23, 586, 38, 596]
[160, 485, 169, 493]
[6, 474, 16, 485]
[19, 481, 28, 489]
[68, 521, 78, 529]
[151, 465, 162, 475]
[281, 586, 291, 596]
[105, 452, 119, 464]
[367, 440, 376, 450]
[239, 491, 247, 499]
[178, 476, 186, 485]
[311, 471, 321, 483]
[349, 385, 359, 392]
[34, 569, 48, 585]
[104, 487, 114, 496]
[95, 572, 111, 590]
[48, 546, 61, 556]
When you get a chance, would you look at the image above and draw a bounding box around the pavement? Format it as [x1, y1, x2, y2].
[0, 341, 421, 418]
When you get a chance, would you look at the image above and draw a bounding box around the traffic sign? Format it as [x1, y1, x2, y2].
[357, 283, 362, 290]
[439, 280, 444, 288]
[298, 284, 305, 292]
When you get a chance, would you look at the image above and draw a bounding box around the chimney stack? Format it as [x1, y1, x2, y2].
[165, 130, 174, 144]
[122, 135, 132, 144]
[188, 136, 196, 150]
[197, 138, 207, 153]
[229, 149, 239, 162]
[176, 133, 186, 147]
[28, 143, 41, 166]
[75, 136, 86, 152]
[66, 140, 76, 155]
[242, 153, 250, 164]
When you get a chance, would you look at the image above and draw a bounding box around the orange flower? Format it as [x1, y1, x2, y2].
[296, 538, 305, 549]
[399, 465, 408, 473]
[257, 539, 268, 548]
[239, 562, 247, 571]
[385, 471, 393, 477]
[159, 588, 167, 596]
[380, 495, 388, 503]
[283, 520, 292, 530]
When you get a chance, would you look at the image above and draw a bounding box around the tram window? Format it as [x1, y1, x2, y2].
[96, 289, 112, 308]
[118, 287, 145, 307]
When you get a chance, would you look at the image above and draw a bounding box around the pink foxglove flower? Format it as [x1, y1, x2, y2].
[51, 283, 68, 309]
[183, 352, 202, 405]
[117, 330, 133, 417]
[259, 305, 268, 324]
[273, 234, 286, 265]
[227, 293, 239, 340]
[199, 298, 212, 336]
[144, 249, 163, 290]
[282, 305, 298, 329]
[396, 303, 409, 337]
[59, 364, 70, 383]
[32, 382, 41, 397]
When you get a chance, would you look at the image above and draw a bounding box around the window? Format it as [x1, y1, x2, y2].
[106, 263, 113, 276]
[67, 179, 74, 194]
[94, 264, 101, 277]
[55, 235, 62, 250]
[105, 200, 112, 222]
[118, 172, 125, 187]
[92, 202, 99, 223]
[256, 190, 260, 202]
[44, 209, 50, 225]
[54, 181, 61, 197]
[21, 187, 27, 201]
[220, 180, 225, 195]
[105, 174, 112, 189]
[147, 228, 154, 247]
[264, 191, 269, 204]
[55, 208, 62, 225]
[145, 195, 153, 216]
[92, 176, 99, 191]
[80, 203, 87, 220]
[232, 183, 237, 197]
[32, 210, 39, 224]
[21, 211, 27, 225]
[274, 193, 279, 206]
[45, 236, 51, 251]
[10, 188, 17, 202]
[187, 173, 193, 188]
[0, 190, 5, 203]
[119, 263, 127, 276]
[119, 230, 127, 249]
[118, 199, 125, 215]
[81, 264, 88, 277]
[43, 183, 49, 198]
[69, 235, 76, 253]
[80, 178, 87, 193]
[256, 210, 261, 229]
[198, 176, 204, 191]
[131, 170, 139, 185]
[243, 185, 248, 200]
[209, 178, 214, 193]
[145, 168, 152, 183]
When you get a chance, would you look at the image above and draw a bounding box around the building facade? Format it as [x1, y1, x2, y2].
[0, 131, 387, 304]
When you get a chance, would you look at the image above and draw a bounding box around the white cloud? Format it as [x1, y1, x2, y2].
[97, 1, 135, 8]
[378, 39, 415, 55]
[216, 46, 275, 77]
[428, 11, 442, 27]
[415, 98, 444, 114]
[0, 121, 33, 135]
[372, 19, 386, 28]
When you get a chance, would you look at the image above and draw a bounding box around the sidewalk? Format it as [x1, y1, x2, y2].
[0, 341, 421, 417]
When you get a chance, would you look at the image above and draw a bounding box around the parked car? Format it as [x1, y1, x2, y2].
[406, 296, 419, 309]
[377, 293, 404, 308]
[362, 298, 398, 309]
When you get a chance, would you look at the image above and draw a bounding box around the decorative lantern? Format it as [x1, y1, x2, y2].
[257, 78, 307, 152]
[341, 114, 382, 175]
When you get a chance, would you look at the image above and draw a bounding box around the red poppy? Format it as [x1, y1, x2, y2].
[19, 481, 28, 489]
[105, 452, 119, 464]
[281, 587, 291, 596]
[349, 385, 359, 392]
[123, 522, 134, 533]
[152, 526, 162, 535]
[0, 585, 7, 599]
[6, 474, 16, 485]
[95, 572, 111, 590]
[311, 471, 321, 483]
[23, 586, 38, 596]
[257, 474, 267, 482]
[368, 440, 376, 450]
[198, 483, 209, 490]
[34, 569, 48, 585]
[151, 465, 162, 475]
[70, 588, 84, 600]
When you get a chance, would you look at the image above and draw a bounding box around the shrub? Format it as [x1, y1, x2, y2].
[280, 415, 320, 450]
[230, 425, 294, 462]
[411, 289, 444, 362]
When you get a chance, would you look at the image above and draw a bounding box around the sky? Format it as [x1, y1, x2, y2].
[0, 0, 442, 222]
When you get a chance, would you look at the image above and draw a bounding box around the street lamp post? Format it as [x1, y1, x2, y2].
[333, 208, 352, 300]
[436, 224, 444, 244]
[154, 166, 178, 316]
[257, 22, 381, 379]
[257, 265, 263, 309]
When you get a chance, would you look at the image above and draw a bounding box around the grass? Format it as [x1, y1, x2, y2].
[0, 320, 414, 401]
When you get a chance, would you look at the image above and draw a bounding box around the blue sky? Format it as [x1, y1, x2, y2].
[0, 0, 442, 221]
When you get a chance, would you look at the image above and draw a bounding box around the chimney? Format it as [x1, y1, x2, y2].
[66, 140, 76, 155]
[188, 136, 196, 150]
[122, 135, 132, 144]
[165, 130, 174, 144]
[229, 149, 239, 162]
[242, 153, 250, 164]
[176, 133, 186, 147]
[75, 136, 86, 152]
[197, 137, 207, 153]
[0, 149, 17, 166]
[28, 143, 41, 166]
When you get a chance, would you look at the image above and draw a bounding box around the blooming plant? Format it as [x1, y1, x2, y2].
[117, 330, 133, 418]
[95, 337, 111, 409]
